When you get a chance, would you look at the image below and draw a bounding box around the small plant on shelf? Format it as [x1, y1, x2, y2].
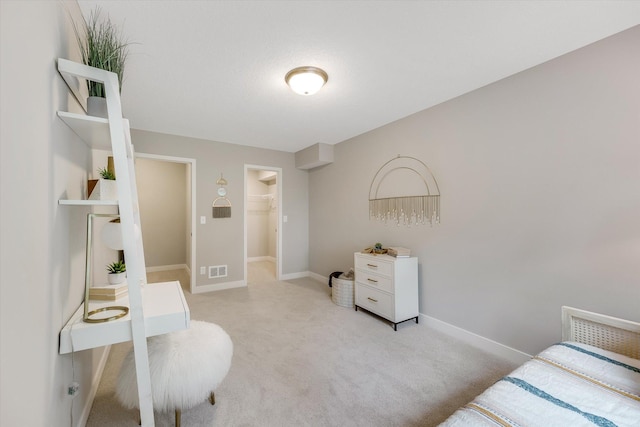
[98, 167, 115, 180]
[106, 260, 126, 274]
[106, 260, 126, 285]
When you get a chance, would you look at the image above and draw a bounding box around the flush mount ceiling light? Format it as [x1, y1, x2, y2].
[285, 66, 328, 96]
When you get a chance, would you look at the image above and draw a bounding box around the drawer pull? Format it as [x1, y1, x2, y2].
[367, 297, 378, 303]
[367, 278, 378, 283]
[367, 263, 378, 268]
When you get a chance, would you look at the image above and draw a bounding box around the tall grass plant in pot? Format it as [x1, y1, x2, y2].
[73, 7, 130, 117]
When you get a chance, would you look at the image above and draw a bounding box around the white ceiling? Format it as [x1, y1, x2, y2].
[77, 1, 640, 153]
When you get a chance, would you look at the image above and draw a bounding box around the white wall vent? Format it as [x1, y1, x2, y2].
[208, 265, 228, 279]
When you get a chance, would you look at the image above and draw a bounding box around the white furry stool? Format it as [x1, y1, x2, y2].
[116, 320, 233, 427]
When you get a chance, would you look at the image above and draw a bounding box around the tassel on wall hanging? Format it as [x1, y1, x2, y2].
[369, 155, 440, 226]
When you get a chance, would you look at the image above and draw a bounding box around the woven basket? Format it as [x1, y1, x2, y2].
[331, 277, 354, 308]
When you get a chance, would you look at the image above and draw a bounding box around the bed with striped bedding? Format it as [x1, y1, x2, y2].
[440, 341, 640, 426]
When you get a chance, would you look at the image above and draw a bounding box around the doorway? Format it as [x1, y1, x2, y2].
[136, 153, 196, 293]
[244, 165, 282, 284]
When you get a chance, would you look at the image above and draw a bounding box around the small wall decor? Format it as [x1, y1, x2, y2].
[369, 155, 440, 226]
[212, 173, 231, 218]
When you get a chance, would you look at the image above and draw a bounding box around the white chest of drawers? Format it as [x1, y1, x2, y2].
[354, 252, 419, 331]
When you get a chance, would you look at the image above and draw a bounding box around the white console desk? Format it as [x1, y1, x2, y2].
[59, 281, 190, 354]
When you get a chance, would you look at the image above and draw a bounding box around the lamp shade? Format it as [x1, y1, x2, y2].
[101, 221, 124, 250]
[285, 66, 328, 96]
[101, 220, 140, 250]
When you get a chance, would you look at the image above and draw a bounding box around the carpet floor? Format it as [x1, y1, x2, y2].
[86, 270, 517, 426]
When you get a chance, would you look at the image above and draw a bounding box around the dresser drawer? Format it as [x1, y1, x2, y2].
[355, 255, 393, 277]
[355, 284, 394, 320]
[355, 270, 393, 293]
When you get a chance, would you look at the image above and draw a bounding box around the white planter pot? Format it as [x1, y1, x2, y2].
[87, 96, 108, 118]
[108, 272, 126, 285]
[88, 179, 118, 201]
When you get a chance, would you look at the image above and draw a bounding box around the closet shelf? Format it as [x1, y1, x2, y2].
[59, 281, 190, 354]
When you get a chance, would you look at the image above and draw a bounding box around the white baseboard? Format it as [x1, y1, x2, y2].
[420, 314, 531, 365]
[192, 280, 246, 293]
[146, 264, 188, 273]
[308, 270, 529, 364]
[76, 345, 111, 427]
[280, 271, 311, 281]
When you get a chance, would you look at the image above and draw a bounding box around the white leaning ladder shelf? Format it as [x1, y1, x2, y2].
[57, 58, 190, 427]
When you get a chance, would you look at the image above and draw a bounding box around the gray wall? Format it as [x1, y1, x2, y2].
[1, 1, 106, 425]
[308, 26, 640, 356]
[136, 157, 188, 268]
[130, 129, 309, 286]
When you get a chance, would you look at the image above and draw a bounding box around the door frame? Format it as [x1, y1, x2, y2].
[244, 164, 283, 282]
[136, 152, 197, 293]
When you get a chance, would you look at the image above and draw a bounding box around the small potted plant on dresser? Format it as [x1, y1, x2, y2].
[106, 260, 126, 285]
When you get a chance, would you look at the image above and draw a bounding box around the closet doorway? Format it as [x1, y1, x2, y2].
[244, 165, 282, 284]
[136, 153, 196, 293]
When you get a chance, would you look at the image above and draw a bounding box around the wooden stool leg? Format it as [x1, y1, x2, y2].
[175, 409, 181, 427]
[209, 391, 216, 405]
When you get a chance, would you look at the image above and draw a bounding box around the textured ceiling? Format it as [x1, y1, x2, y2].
[77, 1, 640, 153]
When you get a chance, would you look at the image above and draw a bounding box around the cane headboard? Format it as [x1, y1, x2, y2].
[562, 306, 640, 360]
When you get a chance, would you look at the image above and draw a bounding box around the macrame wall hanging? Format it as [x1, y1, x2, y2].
[369, 155, 440, 226]
[212, 174, 231, 218]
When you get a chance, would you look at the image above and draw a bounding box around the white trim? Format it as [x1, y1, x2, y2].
[420, 314, 531, 365]
[135, 152, 197, 294]
[244, 165, 283, 282]
[192, 280, 246, 294]
[281, 271, 311, 281]
[146, 264, 188, 273]
[76, 345, 111, 427]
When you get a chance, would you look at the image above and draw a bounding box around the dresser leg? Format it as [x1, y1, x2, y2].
[415, 316, 419, 324]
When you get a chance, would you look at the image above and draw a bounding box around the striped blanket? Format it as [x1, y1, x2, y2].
[440, 342, 640, 426]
